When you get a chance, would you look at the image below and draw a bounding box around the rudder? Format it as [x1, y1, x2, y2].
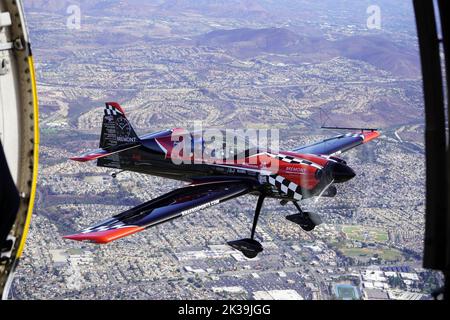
[100, 102, 140, 149]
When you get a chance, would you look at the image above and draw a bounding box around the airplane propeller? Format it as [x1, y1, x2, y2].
[313, 160, 355, 202]
[314, 178, 335, 204]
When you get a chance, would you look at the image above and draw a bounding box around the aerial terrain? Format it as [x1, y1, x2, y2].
[10, 0, 442, 300]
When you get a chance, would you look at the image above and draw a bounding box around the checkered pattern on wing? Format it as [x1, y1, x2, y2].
[104, 104, 123, 116]
[345, 133, 364, 139]
[267, 174, 303, 201]
[81, 221, 127, 234]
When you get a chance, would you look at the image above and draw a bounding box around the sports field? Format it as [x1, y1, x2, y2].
[339, 247, 403, 261]
[334, 284, 360, 300]
[342, 225, 389, 243]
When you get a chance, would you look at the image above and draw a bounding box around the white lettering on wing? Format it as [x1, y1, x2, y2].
[181, 200, 221, 216]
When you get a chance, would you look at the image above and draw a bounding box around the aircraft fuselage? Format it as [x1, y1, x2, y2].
[97, 129, 356, 201]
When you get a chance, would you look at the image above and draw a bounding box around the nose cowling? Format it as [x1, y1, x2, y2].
[325, 161, 356, 183]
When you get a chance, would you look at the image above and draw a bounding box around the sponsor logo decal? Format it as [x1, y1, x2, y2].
[181, 200, 220, 216]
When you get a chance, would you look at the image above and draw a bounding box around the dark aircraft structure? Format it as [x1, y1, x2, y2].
[0, 0, 39, 299]
[64, 102, 379, 258]
[0, 0, 446, 303]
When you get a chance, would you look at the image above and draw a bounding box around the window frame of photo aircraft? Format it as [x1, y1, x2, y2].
[0, 0, 449, 304]
[0, 0, 39, 299]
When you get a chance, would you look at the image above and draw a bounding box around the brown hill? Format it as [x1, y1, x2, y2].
[197, 27, 420, 78]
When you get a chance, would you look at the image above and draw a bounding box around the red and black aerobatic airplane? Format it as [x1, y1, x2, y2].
[64, 102, 380, 258]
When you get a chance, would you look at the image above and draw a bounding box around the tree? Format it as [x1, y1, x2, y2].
[388, 276, 406, 290]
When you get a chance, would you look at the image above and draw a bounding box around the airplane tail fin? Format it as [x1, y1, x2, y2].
[100, 102, 140, 149]
[71, 103, 140, 168]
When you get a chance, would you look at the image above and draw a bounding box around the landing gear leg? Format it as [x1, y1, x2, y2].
[228, 194, 265, 259]
[286, 201, 321, 232]
[251, 194, 265, 240]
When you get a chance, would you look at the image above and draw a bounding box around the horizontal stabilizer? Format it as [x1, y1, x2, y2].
[70, 144, 140, 162]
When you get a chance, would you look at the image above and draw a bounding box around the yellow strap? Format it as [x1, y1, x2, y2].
[16, 56, 40, 258]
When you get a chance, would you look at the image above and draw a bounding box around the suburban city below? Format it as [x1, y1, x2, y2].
[10, 0, 442, 300]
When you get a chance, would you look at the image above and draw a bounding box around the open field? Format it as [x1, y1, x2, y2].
[339, 247, 403, 261]
[342, 225, 389, 243]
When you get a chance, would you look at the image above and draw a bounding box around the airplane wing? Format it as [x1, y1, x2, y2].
[292, 131, 380, 156]
[70, 144, 140, 162]
[63, 180, 253, 244]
